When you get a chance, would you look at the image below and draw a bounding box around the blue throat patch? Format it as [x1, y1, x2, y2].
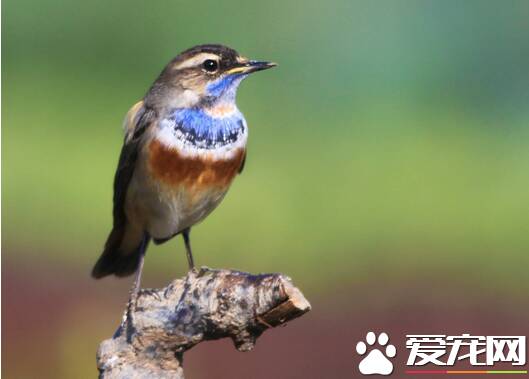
[161, 74, 248, 149]
[165, 107, 246, 149]
[205, 73, 246, 100]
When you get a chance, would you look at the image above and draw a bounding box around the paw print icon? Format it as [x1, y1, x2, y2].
[355, 332, 396, 375]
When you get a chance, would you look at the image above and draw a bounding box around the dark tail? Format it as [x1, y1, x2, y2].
[91, 225, 150, 279]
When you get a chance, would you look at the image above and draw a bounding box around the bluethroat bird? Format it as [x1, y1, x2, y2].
[91, 44, 276, 296]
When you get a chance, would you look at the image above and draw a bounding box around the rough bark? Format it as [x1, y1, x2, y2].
[96, 267, 311, 379]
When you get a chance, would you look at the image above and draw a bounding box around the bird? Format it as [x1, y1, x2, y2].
[91, 44, 276, 296]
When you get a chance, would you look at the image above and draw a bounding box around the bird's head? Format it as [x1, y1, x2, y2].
[146, 44, 276, 110]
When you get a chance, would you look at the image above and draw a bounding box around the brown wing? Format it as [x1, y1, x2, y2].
[92, 101, 156, 278]
[112, 101, 155, 226]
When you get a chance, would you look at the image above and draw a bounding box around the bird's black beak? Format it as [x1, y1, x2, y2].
[226, 60, 277, 75]
[245, 60, 278, 73]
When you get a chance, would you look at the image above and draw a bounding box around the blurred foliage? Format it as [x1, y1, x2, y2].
[3, 0, 529, 293]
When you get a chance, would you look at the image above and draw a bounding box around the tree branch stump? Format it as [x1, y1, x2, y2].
[96, 267, 311, 378]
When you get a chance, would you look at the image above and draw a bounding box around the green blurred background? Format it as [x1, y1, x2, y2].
[3, 1, 529, 378]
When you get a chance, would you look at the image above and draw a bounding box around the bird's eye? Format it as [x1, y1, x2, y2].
[203, 59, 218, 72]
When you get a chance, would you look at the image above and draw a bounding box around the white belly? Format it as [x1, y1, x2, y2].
[145, 184, 229, 239]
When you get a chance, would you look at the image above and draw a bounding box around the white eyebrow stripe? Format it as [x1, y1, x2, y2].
[173, 53, 220, 70]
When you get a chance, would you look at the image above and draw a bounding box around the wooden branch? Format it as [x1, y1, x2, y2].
[96, 267, 311, 379]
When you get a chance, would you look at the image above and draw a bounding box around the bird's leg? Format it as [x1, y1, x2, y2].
[130, 250, 146, 305]
[182, 228, 195, 270]
[123, 249, 146, 337]
[127, 237, 148, 312]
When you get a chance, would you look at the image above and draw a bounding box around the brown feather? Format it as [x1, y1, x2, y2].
[148, 139, 245, 189]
